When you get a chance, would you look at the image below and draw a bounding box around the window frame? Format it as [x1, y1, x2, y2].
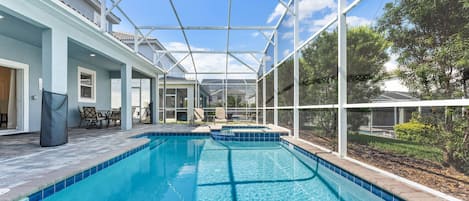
[78, 66, 96, 103]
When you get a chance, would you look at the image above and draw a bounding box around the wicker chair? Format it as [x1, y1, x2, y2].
[82, 106, 106, 128]
[108, 108, 121, 127]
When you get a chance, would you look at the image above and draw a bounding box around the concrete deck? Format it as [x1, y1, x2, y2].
[0, 124, 210, 201]
[281, 136, 448, 201]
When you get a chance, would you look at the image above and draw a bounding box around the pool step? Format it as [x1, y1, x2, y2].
[149, 139, 167, 150]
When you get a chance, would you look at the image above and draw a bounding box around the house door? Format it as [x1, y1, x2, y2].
[0, 63, 27, 135]
[165, 94, 176, 121]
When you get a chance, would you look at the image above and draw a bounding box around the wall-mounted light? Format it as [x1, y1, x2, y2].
[90, 53, 96, 57]
[0, 15, 4, 20]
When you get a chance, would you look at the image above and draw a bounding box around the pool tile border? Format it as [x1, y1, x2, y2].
[27, 143, 149, 201]
[280, 139, 404, 201]
[133, 132, 211, 138]
[212, 132, 287, 141]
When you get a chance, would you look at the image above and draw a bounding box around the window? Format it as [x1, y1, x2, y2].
[78, 67, 96, 103]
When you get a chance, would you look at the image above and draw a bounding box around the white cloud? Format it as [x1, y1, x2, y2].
[346, 16, 373, 27]
[162, 42, 259, 80]
[271, 0, 336, 27]
[383, 78, 409, 92]
[267, 4, 286, 24]
[281, 31, 294, 40]
[384, 53, 399, 72]
[383, 53, 408, 92]
[308, 12, 337, 33]
[283, 49, 291, 57]
[298, 0, 336, 22]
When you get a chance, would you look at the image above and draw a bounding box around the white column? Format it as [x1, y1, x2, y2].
[399, 108, 405, 124]
[42, 29, 68, 94]
[121, 64, 132, 130]
[337, 0, 348, 157]
[262, 60, 267, 125]
[188, 86, 194, 123]
[151, 75, 159, 124]
[100, 0, 107, 32]
[256, 79, 259, 124]
[274, 31, 279, 126]
[293, 0, 299, 138]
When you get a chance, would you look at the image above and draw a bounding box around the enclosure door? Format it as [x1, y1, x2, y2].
[165, 95, 176, 121]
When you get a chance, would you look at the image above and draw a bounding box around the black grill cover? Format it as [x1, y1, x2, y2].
[40, 90, 68, 147]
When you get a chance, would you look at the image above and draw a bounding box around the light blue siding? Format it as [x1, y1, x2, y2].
[0, 34, 42, 131]
[67, 58, 111, 128]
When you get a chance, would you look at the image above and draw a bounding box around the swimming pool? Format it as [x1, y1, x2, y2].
[41, 136, 389, 201]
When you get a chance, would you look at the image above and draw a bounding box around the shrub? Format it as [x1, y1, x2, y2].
[395, 109, 469, 175]
[394, 120, 438, 145]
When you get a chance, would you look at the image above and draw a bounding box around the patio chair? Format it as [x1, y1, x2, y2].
[214, 107, 227, 123]
[108, 108, 121, 127]
[82, 106, 106, 128]
[78, 106, 85, 128]
[194, 108, 205, 123]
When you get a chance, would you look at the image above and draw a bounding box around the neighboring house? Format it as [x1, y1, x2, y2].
[201, 79, 256, 108]
[112, 32, 202, 122]
[361, 91, 420, 137]
[111, 32, 188, 78]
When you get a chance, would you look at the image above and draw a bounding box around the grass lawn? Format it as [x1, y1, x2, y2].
[348, 133, 444, 163]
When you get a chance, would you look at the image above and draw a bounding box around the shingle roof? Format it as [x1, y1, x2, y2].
[111, 32, 158, 43]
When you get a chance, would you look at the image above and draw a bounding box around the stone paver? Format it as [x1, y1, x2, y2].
[0, 124, 210, 201]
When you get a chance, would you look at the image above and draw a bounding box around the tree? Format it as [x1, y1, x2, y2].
[378, 0, 469, 173]
[377, 0, 469, 100]
[300, 26, 390, 134]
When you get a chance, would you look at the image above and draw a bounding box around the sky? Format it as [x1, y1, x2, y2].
[111, 0, 407, 92]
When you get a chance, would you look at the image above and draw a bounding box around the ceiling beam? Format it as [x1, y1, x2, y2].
[229, 53, 257, 73]
[137, 26, 276, 30]
[186, 72, 257, 74]
[166, 53, 189, 73]
[153, 50, 263, 54]
[168, 0, 197, 76]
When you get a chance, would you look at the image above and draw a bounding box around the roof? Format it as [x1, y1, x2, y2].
[371, 91, 420, 102]
[111, 32, 159, 43]
[159, 76, 196, 84]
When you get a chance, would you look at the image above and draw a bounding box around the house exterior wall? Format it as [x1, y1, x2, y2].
[62, 0, 95, 20]
[129, 43, 186, 78]
[0, 34, 42, 131]
[61, 0, 113, 31]
[0, 34, 113, 130]
[0, 0, 162, 132]
[67, 58, 112, 127]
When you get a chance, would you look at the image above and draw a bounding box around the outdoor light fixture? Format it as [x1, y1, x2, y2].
[0, 15, 4, 19]
[90, 53, 96, 57]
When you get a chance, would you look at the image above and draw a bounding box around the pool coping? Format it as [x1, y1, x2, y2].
[280, 136, 447, 201]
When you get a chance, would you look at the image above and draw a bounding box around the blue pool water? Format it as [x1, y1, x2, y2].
[44, 136, 383, 201]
